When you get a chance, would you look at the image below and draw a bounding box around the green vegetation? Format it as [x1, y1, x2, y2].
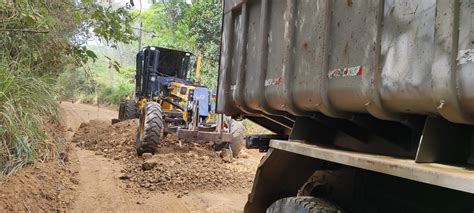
[57, 54, 136, 105]
[0, 0, 135, 178]
[0, 69, 59, 176]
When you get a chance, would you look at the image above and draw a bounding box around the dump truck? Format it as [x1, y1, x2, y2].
[115, 46, 245, 157]
[218, 0, 474, 212]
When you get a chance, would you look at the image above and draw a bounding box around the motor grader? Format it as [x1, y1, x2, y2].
[114, 46, 244, 156]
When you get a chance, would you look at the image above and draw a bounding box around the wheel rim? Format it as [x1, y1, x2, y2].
[137, 108, 145, 147]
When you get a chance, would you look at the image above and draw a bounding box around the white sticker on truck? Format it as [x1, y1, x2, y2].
[328, 66, 363, 79]
[458, 49, 474, 65]
[264, 77, 282, 86]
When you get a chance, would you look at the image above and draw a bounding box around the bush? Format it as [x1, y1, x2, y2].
[100, 80, 134, 105]
[0, 67, 59, 178]
[56, 60, 135, 106]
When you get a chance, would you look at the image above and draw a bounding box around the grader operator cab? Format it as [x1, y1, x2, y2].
[115, 46, 244, 156]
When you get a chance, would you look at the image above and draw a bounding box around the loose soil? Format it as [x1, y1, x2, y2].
[0, 107, 79, 212]
[0, 158, 79, 212]
[72, 119, 256, 197]
[66, 102, 263, 212]
[0, 102, 264, 212]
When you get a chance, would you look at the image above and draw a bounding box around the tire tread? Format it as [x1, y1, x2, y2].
[227, 118, 245, 157]
[266, 196, 343, 213]
[119, 100, 137, 120]
[137, 102, 164, 155]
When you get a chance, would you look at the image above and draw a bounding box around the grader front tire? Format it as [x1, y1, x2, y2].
[136, 102, 165, 156]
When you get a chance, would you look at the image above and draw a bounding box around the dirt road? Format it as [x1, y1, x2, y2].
[59, 102, 260, 212]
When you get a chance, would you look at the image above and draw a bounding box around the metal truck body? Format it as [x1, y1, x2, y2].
[218, 0, 474, 212]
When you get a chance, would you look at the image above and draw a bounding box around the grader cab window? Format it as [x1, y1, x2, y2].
[154, 47, 192, 79]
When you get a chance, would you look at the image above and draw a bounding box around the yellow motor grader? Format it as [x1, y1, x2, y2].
[114, 46, 244, 156]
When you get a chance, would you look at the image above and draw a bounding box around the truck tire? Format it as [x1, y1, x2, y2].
[119, 100, 137, 120]
[227, 118, 245, 157]
[266, 196, 344, 213]
[136, 102, 164, 156]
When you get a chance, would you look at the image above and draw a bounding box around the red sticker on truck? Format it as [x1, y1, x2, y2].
[328, 66, 363, 79]
[265, 77, 282, 86]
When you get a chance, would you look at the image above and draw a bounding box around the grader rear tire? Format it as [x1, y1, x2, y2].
[266, 196, 344, 213]
[119, 100, 137, 120]
[136, 102, 164, 156]
[227, 118, 245, 157]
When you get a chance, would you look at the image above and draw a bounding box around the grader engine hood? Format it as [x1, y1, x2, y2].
[190, 87, 210, 117]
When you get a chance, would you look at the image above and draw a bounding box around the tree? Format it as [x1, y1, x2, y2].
[0, 0, 137, 177]
[136, 0, 222, 88]
[183, 0, 222, 89]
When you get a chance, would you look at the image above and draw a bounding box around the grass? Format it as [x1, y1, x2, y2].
[0, 66, 59, 178]
[243, 119, 273, 136]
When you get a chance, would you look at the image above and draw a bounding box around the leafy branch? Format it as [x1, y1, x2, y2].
[0, 29, 49, 33]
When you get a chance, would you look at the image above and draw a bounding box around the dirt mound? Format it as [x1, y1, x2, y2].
[72, 119, 255, 197]
[0, 146, 79, 212]
[72, 119, 137, 160]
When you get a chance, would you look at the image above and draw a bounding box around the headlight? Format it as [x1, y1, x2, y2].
[180, 87, 187, 95]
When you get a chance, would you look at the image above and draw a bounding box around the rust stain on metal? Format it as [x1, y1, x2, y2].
[347, 0, 353, 7]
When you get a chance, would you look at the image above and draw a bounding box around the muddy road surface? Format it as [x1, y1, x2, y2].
[60, 102, 262, 212]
